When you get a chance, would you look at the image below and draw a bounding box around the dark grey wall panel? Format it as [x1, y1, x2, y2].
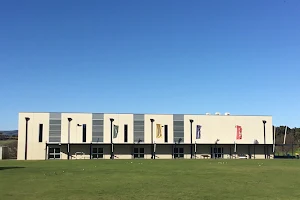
[173, 114, 184, 121]
[173, 114, 184, 143]
[92, 113, 103, 142]
[50, 113, 61, 119]
[92, 113, 104, 120]
[134, 114, 144, 142]
[134, 114, 144, 121]
[49, 113, 61, 142]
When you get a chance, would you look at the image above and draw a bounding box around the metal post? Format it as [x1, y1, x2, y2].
[90, 143, 92, 160]
[190, 119, 194, 159]
[172, 144, 174, 159]
[263, 120, 266, 159]
[110, 118, 114, 159]
[194, 142, 197, 159]
[150, 119, 154, 159]
[248, 145, 250, 159]
[45, 142, 48, 160]
[67, 118, 72, 160]
[214, 143, 217, 159]
[24, 117, 30, 160]
[254, 144, 256, 159]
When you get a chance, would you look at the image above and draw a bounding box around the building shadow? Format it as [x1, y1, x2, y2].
[0, 167, 25, 171]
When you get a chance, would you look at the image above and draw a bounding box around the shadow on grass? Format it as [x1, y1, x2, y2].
[0, 167, 25, 171]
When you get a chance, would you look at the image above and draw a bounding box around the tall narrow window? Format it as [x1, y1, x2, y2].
[124, 124, 128, 142]
[39, 124, 43, 142]
[164, 125, 168, 142]
[83, 124, 86, 142]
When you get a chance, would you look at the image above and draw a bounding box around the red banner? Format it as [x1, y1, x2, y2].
[236, 125, 242, 140]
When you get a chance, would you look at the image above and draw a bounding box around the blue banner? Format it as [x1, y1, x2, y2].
[196, 125, 201, 139]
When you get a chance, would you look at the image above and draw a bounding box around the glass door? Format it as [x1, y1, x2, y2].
[213, 147, 224, 158]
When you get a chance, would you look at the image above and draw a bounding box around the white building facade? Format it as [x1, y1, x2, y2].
[17, 112, 274, 160]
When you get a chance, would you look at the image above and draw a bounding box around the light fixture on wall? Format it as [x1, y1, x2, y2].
[178, 138, 182, 144]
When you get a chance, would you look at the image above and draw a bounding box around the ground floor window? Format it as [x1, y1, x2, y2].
[174, 147, 184, 158]
[48, 147, 60, 159]
[212, 147, 224, 158]
[92, 148, 104, 159]
[133, 148, 144, 159]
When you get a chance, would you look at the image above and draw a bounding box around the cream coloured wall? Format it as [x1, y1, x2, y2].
[184, 115, 273, 144]
[144, 114, 173, 144]
[18, 113, 49, 160]
[61, 113, 93, 144]
[18, 112, 274, 160]
[103, 114, 134, 144]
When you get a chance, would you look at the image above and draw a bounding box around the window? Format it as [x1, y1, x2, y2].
[173, 117, 184, 143]
[92, 118, 103, 143]
[134, 114, 144, 142]
[174, 147, 184, 158]
[92, 148, 104, 159]
[164, 125, 168, 143]
[133, 148, 144, 159]
[124, 124, 128, 142]
[48, 147, 60, 159]
[39, 124, 43, 142]
[83, 124, 86, 142]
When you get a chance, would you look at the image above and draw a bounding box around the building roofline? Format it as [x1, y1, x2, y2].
[18, 111, 272, 117]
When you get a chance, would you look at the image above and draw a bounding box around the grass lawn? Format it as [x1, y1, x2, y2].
[1, 159, 300, 200]
[0, 140, 16, 146]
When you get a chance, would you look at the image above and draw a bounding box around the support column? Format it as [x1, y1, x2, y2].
[90, 143, 92, 160]
[110, 118, 114, 159]
[263, 120, 267, 159]
[45, 142, 48, 160]
[150, 119, 154, 159]
[189, 119, 194, 159]
[24, 117, 30, 160]
[67, 118, 72, 160]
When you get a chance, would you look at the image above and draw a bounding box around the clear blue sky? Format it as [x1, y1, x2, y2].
[1, 0, 299, 130]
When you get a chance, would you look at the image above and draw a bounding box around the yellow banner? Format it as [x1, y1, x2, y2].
[156, 124, 162, 138]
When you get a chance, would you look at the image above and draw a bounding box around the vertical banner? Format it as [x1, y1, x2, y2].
[113, 125, 119, 138]
[196, 125, 201, 139]
[235, 125, 242, 140]
[156, 124, 162, 138]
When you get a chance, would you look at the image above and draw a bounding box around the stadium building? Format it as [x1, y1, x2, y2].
[17, 112, 274, 160]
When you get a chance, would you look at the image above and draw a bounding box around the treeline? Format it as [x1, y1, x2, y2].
[275, 126, 300, 144]
[275, 126, 300, 154]
[0, 133, 18, 140]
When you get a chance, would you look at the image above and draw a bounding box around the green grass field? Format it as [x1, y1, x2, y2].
[1, 160, 300, 200]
